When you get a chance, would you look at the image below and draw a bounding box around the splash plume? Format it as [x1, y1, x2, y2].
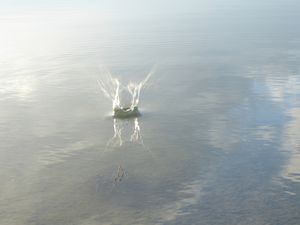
[97, 67, 154, 118]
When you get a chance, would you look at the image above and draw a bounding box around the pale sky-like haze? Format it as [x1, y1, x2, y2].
[0, 0, 299, 23]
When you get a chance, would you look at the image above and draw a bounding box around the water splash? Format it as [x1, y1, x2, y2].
[97, 67, 154, 118]
[97, 69, 121, 110]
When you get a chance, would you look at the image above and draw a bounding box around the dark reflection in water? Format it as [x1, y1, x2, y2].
[1, 2, 300, 225]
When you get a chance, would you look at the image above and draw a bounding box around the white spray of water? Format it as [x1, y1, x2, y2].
[97, 69, 121, 110]
[97, 67, 154, 112]
[97, 67, 156, 156]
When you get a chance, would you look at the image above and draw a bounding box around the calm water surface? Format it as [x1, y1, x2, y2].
[1, 2, 300, 225]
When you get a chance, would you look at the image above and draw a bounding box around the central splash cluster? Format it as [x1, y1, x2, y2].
[113, 106, 140, 118]
[98, 68, 153, 118]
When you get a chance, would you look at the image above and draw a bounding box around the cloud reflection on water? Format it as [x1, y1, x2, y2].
[157, 179, 204, 224]
[281, 108, 300, 183]
[261, 65, 300, 183]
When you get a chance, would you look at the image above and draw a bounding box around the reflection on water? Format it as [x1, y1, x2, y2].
[106, 117, 144, 149]
[281, 108, 300, 183]
[158, 179, 204, 223]
[1, 2, 300, 225]
[260, 68, 300, 183]
[112, 165, 127, 185]
[0, 74, 37, 101]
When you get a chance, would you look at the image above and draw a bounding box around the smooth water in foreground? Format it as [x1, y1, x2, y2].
[1, 2, 300, 225]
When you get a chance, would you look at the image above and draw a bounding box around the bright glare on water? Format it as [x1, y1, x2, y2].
[1, 1, 300, 225]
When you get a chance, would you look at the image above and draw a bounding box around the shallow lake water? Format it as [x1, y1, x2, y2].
[1, 1, 300, 225]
